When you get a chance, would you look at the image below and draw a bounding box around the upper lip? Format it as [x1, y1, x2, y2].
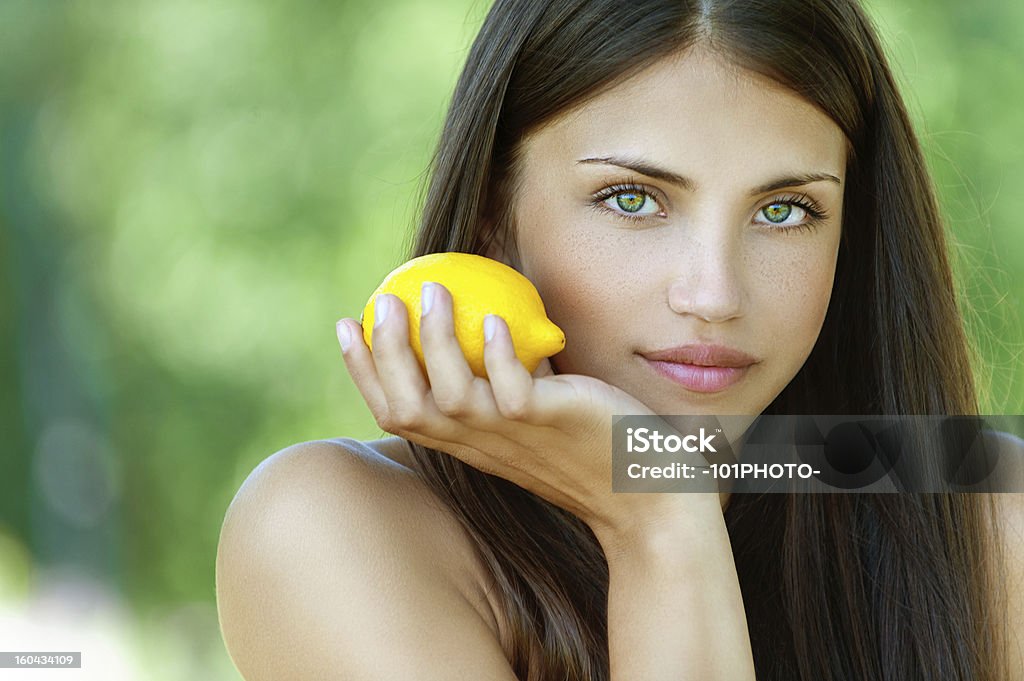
[641, 344, 759, 368]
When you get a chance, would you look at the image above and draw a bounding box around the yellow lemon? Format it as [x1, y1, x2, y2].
[361, 252, 565, 378]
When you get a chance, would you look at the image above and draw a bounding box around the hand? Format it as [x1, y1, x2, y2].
[335, 283, 722, 545]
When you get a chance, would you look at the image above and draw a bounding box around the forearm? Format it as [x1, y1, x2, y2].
[597, 511, 757, 681]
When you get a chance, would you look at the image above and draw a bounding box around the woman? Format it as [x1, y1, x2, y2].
[216, 0, 1024, 678]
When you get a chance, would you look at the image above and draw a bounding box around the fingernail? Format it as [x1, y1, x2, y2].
[484, 315, 497, 343]
[422, 282, 435, 316]
[336, 320, 351, 352]
[374, 295, 390, 328]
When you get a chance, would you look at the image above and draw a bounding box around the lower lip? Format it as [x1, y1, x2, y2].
[644, 359, 752, 393]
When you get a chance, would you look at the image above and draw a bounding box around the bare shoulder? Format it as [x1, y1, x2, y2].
[215, 437, 511, 681]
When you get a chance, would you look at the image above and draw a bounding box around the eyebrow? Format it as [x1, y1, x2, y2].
[576, 155, 842, 196]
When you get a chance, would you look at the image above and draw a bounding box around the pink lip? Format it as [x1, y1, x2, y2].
[644, 359, 751, 393]
[640, 344, 759, 393]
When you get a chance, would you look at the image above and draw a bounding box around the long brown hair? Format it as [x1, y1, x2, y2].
[398, 0, 1010, 678]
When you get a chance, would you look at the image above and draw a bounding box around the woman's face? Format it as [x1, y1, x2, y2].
[491, 47, 847, 417]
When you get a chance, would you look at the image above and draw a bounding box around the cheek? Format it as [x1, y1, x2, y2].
[753, 242, 837, 353]
[526, 233, 619, 315]
[519, 229, 639, 366]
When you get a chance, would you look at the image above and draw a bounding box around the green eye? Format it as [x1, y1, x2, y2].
[590, 183, 664, 223]
[762, 203, 792, 223]
[615, 192, 646, 212]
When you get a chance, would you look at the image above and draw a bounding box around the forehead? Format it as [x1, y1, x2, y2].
[521, 47, 848, 183]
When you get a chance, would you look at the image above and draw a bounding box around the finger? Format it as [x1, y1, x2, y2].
[419, 282, 501, 424]
[336, 317, 390, 422]
[369, 293, 433, 432]
[479, 316, 585, 430]
[517, 374, 599, 429]
[531, 357, 556, 378]
[370, 293, 519, 458]
[339, 305, 529, 478]
[482, 314, 538, 422]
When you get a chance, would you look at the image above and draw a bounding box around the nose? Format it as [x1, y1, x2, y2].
[667, 234, 745, 323]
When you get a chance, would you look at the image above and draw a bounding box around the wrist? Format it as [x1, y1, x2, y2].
[591, 494, 728, 564]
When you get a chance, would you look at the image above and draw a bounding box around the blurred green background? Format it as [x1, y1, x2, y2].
[0, 0, 1020, 679]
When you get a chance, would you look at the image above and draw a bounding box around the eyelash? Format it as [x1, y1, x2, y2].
[588, 178, 832, 233]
